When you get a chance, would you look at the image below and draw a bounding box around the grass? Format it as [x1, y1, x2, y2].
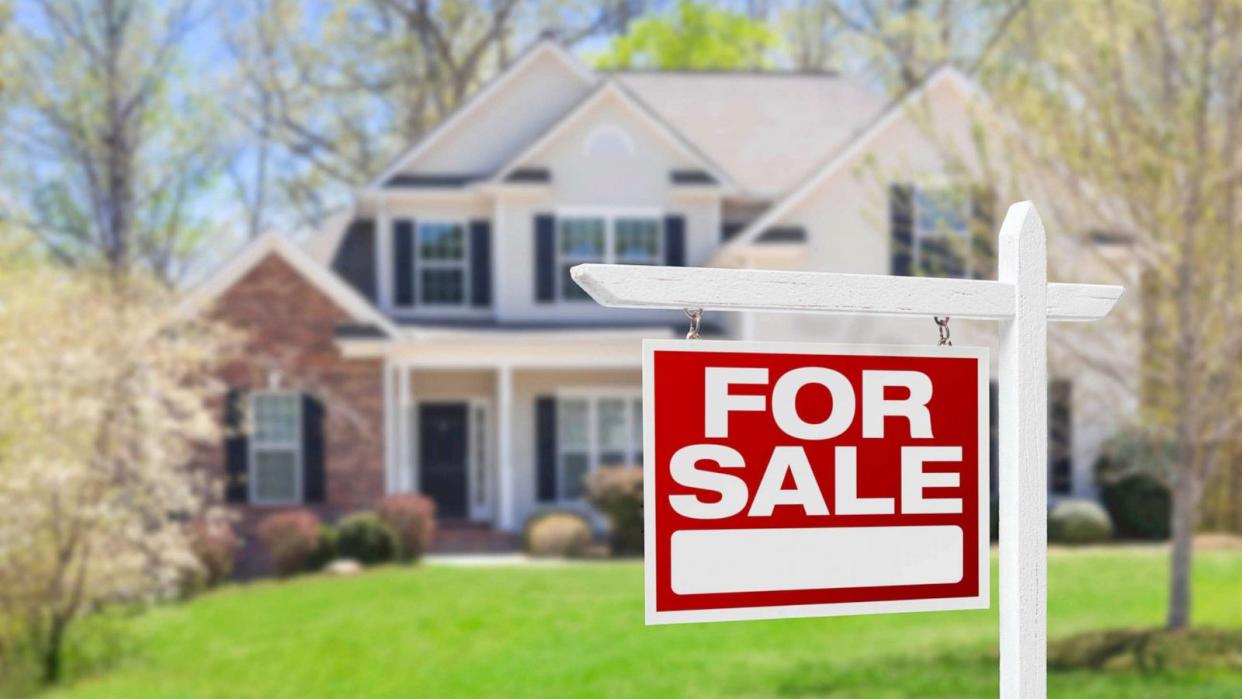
[36, 546, 1242, 698]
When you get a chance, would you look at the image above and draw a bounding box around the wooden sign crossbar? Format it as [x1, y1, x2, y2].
[571, 202, 1123, 699]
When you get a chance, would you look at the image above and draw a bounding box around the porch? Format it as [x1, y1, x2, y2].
[353, 326, 662, 533]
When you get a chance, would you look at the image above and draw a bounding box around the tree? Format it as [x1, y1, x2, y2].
[223, 0, 650, 230]
[775, 0, 1027, 90]
[0, 246, 237, 684]
[2, 0, 225, 282]
[594, 0, 780, 69]
[979, 0, 1242, 630]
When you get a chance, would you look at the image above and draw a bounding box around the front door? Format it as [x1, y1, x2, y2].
[419, 403, 469, 519]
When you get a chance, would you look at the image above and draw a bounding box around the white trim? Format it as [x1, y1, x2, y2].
[248, 391, 304, 507]
[641, 338, 990, 625]
[490, 80, 735, 190]
[720, 67, 979, 253]
[368, 41, 597, 188]
[180, 233, 400, 338]
[496, 366, 515, 530]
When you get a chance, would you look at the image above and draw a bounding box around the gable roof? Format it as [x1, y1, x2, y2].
[181, 233, 399, 338]
[614, 71, 886, 195]
[367, 40, 595, 188]
[719, 67, 980, 252]
[490, 79, 736, 190]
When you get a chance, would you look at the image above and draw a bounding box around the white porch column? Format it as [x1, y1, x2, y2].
[399, 362, 413, 492]
[383, 360, 395, 493]
[496, 364, 515, 531]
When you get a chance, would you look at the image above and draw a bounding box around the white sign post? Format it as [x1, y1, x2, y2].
[572, 202, 1123, 699]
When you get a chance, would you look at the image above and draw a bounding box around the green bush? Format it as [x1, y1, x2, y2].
[586, 467, 643, 555]
[377, 494, 436, 562]
[1101, 472, 1171, 540]
[523, 511, 593, 558]
[306, 525, 337, 571]
[1049, 499, 1114, 544]
[334, 512, 397, 565]
[989, 494, 999, 542]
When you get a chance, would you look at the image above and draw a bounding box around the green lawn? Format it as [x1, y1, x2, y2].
[42, 547, 1242, 698]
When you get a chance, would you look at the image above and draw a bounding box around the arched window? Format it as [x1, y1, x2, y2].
[583, 123, 636, 158]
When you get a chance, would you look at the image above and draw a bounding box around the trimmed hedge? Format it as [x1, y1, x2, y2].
[334, 512, 397, 565]
[1101, 472, 1171, 540]
[377, 494, 437, 562]
[1049, 499, 1114, 544]
[523, 511, 593, 558]
[257, 510, 327, 577]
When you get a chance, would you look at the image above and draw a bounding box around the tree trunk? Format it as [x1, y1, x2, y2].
[1166, 456, 1197, 630]
[41, 617, 67, 684]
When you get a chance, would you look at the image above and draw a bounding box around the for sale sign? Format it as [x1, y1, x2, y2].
[643, 340, 989, 624]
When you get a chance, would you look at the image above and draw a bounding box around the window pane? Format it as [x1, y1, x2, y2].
[598, 398, 628, 451]
[421, 269, 465, 304]
[559, 218, 605, 257]
[915, 188, 968, 238]
[418, 223, 465, 260]
[561, 452, 589, 500]
[254, 450, 297, 501]
[560, 264, 592, 300]
[253, 394, 298, 444]
[599, 450, 628, 468]
[558, 399, 589, 448]
[615, 218, 659, 263]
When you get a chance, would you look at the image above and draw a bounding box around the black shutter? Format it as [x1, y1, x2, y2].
[970, 186, 997, 280]
[534, 214, 556, 303]
[394, 219, 415, 306]
[664, 214, 686, 266]
[330, 219, 377, 303]
[469, 220, 492, 307]
[302, 394, 326, 503]
[536, 396, 558, 502]
[224, 389, 248, 503]
[1049, 381, 1073, 495]
[890, 183, 914, 276]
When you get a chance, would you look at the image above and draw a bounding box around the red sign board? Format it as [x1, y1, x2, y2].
[643, 340, 989, 624]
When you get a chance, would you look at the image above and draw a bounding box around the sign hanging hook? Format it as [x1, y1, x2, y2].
[684, 308, 703, 340]
[934, 316, 952, 346]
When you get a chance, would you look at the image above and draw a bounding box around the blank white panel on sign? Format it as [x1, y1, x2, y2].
[670, 526, 964, 595]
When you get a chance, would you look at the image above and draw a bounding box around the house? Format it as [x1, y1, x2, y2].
[185, 41, 1134, 571]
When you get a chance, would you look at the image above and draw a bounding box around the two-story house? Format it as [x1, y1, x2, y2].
[186, 40, 1133, 569]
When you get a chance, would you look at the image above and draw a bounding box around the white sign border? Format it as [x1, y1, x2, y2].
[643, 338, 991, 625]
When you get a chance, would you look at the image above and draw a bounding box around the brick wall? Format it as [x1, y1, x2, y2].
[207, 253, 385, 575]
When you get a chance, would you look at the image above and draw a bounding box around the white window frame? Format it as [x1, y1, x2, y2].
[249, 391, 303, 506]
[392, 219, 471, 309]
[554, 388, 643, 502]
[912, 185, 971, 279]
[555, 208, 663, 302]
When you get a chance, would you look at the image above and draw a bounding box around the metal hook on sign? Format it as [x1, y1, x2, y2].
[934, 316, 952, 346]
[684, 308, 703, 340]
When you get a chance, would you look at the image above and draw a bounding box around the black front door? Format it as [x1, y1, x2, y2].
[419, 403, 469, 519]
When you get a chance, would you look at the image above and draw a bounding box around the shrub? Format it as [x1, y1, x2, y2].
[334, 512, 397, 565]
[989, 494, 999, 543]
[377, 494, 437, 562]
[1049, 499, 1114, 544]
[523, 511, 593, 558]
[585, 467, 643, 555]
[1101, 472, 1171, 540]
[187, 520, 238, 588]
[257, 510, 324, 577]
[306, 525, 337, 571]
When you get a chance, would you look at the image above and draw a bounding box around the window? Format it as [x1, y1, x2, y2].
[556, 394, 643, 500]
[557, 214, 661, 300]
[250, 393, 302, 505]
[416, 221, 469, 305]
[471, 404, 488, 507]
[913, 186, 971, 278]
